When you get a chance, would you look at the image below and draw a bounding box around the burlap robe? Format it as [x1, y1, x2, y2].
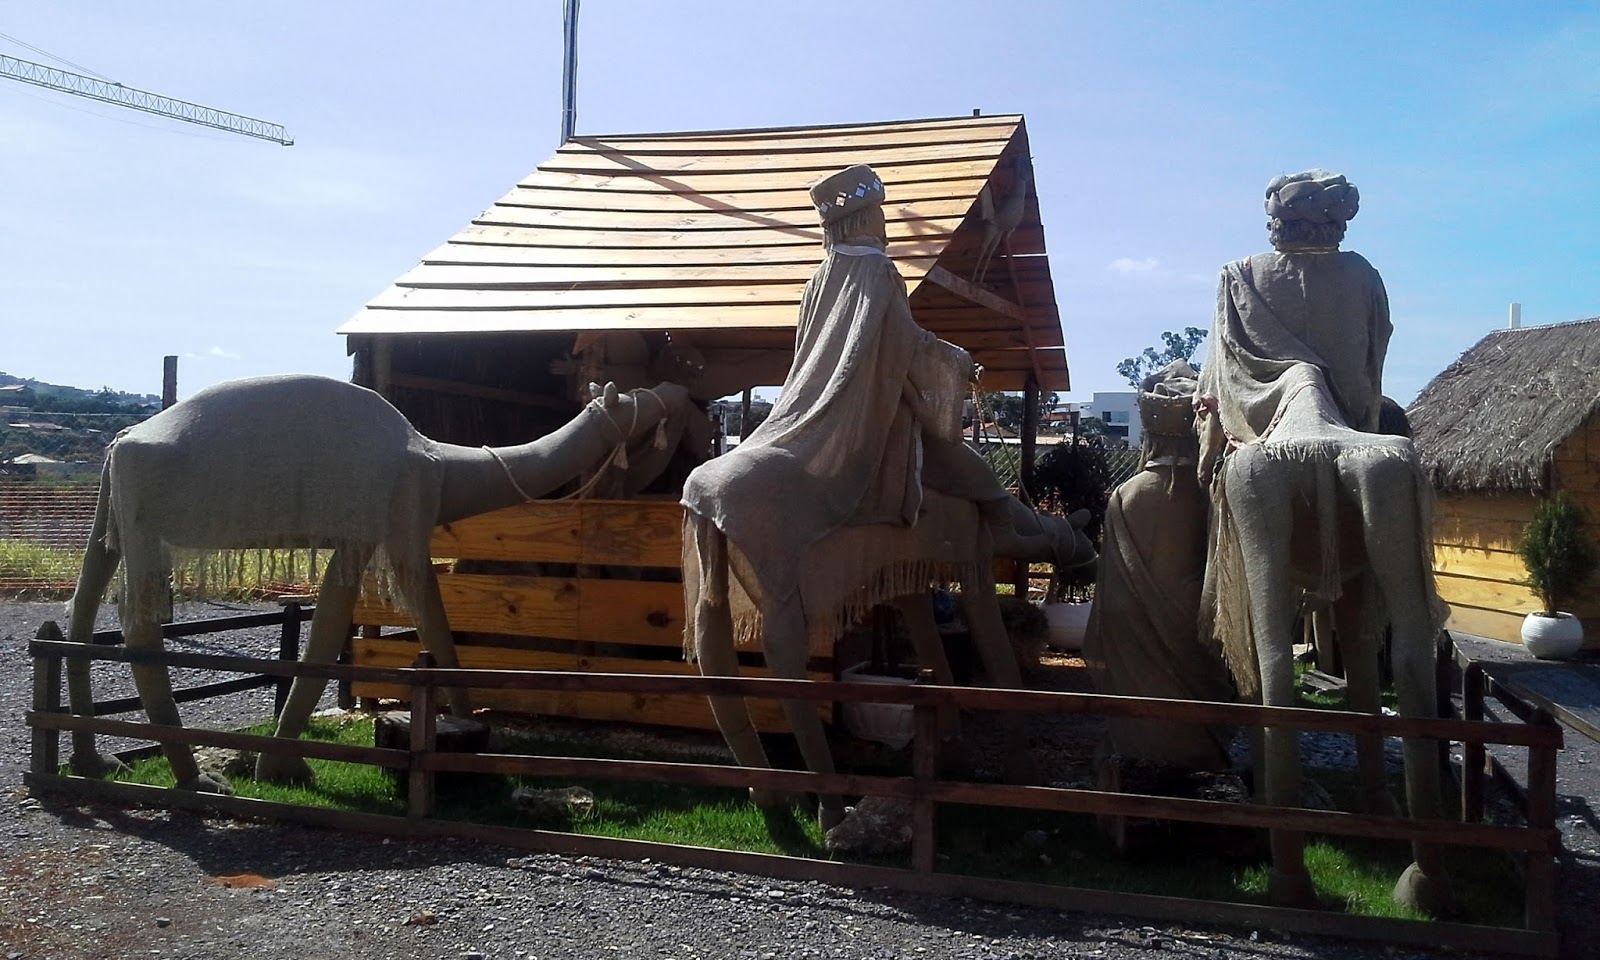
[1196, 250, 1444, 698]
[681, 244, 972, 648]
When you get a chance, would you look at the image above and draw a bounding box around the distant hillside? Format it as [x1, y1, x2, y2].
[0, 370, 160, 467]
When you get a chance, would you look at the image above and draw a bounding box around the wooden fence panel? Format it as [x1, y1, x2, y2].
[351, 637, 826, 731]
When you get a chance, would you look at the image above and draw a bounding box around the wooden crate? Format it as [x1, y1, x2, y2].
[350, 499, 830, 732]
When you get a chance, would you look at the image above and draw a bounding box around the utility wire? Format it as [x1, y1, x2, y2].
[0, 31, 113, 81]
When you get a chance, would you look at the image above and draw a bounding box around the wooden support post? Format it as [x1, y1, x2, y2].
[1016, 376, 1040, 596]
[30, 622, 63, 776]
[275, 602, 302, 718]
[1461, 663, 1485, 823]
[740, 388, 753, 441]
[161, 356, 178, 409]
[353, 624, 380, 711]
[407, 651, 437, 819]
[911, 701, 940, 874]
[372, 337, 394, 400]
[1523, 709, 1559, 933]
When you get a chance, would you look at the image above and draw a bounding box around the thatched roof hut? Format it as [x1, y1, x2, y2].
[1408, 317, 1600, 645]
[1409, 317, 1600, 493]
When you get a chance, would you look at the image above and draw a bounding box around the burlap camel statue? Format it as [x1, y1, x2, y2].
[1198, 170, 1450, 913]
[66, 373, 688, 793]
[686, 493, 1095, 829]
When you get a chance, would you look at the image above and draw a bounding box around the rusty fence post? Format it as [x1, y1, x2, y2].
[1523, 708, 1559, 933]
[30, 622, 64, 776]
[911, 700, 941, 874]
[1461, 662, 1485, 823]
[407, 651, 437, 819]
[275, 602, 302, 718]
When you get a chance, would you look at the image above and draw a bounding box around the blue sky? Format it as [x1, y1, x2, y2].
[2, 1, 1595, 406]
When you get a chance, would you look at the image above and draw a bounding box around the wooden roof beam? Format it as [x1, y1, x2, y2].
[921, 264, 1045, 389]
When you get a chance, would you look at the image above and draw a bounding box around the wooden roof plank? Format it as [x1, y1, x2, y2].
[474, 196, 975, 232]
[368, 284, 808, 311]
[579, 113, 1022, 144]
[560, 121, 1021, 156]
[518, 158, 1004, 191]
[393, 258, 941, 290]
[494, 177, 994, 213]
[452, 219, 986, 252]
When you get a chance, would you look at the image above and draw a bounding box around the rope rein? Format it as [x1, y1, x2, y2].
[483, 385, 671, 504]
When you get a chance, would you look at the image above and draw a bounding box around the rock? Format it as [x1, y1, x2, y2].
[194, 746, 256, 780]
[154, 917, 172, 928]
[510, 786, 595, 823]
[823, 796, 914, 856]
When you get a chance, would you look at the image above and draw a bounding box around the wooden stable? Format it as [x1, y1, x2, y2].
[1410, 318, 1600, 646]
[334, 114, 1073, 727]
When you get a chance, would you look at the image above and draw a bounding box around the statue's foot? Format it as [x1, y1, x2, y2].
[1266, 868, 1317, 909]
[175, 771, 233, 795]
[254, 753, 316, 786]
[68, 750, 129, 780]
[1393, 862, 1453, 916]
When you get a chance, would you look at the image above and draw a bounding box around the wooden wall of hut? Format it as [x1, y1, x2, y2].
[1432, 410, 1600, 646]
[359, 333, 580, 448]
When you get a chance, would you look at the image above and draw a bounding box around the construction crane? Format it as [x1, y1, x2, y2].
[0, 52, 291, 145]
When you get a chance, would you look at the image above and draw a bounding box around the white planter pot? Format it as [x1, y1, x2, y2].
[840, 662, 915, 749]
[1042, 601, 1093, 652]
[1520, 612, 1585, 660]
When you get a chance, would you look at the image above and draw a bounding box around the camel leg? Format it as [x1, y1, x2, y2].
[1356, 462, 1452, 914]
[691, 530, 778, 808]
[960, 564, 1037, 786]
[1334, 582, 1394, 816]
[392, 542, 472, 717]
[64, 482, 126, 778]
[256, 547, 373, 784]
[893, 593, 960, 740]
[1229, 452, 1313, 906]
[120, 542, 230, 794]
[764, 598, 846, 830]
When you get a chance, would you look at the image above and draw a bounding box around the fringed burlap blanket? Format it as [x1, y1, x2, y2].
[681, 243, 970, 644]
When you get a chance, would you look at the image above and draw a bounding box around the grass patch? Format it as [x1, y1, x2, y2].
[111, 715, 1517, 925]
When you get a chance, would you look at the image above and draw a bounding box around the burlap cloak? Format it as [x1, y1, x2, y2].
[1198, 250, 1391, 474]
[681, 243, 969, 643]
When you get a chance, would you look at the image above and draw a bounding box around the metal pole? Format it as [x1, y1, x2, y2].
[560, 0, 581, 144]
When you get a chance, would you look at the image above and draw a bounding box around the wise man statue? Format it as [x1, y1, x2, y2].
[1085, 361, 1235, 774]
[1196, 169, 1390, 479]
[681, 163, 1019, 646]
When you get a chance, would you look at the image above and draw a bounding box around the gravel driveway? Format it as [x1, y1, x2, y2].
[0, 599, 1595, 960]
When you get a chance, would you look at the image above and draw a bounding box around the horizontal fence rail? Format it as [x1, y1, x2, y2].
[25, 631, 1563, 957]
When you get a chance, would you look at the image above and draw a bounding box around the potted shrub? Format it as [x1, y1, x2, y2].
[1517, 492, 1597, 659]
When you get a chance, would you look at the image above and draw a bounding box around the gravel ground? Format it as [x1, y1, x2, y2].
[0, 600, 1596, 960]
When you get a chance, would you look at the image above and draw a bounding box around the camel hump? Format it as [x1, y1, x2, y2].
[119, 374, 416, 455]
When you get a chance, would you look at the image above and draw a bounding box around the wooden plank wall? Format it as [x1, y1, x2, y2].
[1433, 412, 1600, 645]
[350, 499, 828, 732]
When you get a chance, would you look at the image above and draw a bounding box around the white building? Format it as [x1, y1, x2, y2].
[1082, 391, 1139, 448]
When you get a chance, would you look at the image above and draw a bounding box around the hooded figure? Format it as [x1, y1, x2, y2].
[1197, 170, 1391, 481]
[681, 164, 1011, 641]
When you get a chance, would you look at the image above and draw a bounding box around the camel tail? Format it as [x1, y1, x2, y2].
[681, 510, 730, 662]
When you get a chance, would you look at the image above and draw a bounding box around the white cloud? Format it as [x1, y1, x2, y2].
[1108, 256, 1160, 274]
[184, 346, 241, 361]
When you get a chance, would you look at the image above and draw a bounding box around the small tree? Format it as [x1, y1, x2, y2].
[1116, 326, 1207, 388]
[1518, 492, 1598, 615]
